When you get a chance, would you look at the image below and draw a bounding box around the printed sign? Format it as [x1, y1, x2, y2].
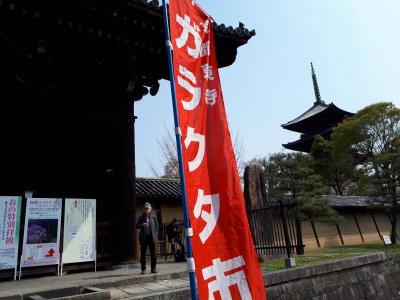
[21, 198, 62, 267]
[62, 199, 96, 264]
[0, 196, 22, 270]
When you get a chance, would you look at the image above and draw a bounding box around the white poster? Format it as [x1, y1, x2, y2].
[62, 199, 96, 264]
[21, 198, 62, 267]
[0, 196, 22, 270]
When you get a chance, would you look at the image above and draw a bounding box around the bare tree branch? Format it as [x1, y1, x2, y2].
[150, 126, 246, 179]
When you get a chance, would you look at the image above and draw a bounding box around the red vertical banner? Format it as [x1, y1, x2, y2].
[169, 1, 266, 299]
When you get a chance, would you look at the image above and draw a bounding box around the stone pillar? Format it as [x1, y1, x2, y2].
[243, 165, 267, 209]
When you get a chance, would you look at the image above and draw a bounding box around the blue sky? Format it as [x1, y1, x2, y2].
[135, 0, 400, 177]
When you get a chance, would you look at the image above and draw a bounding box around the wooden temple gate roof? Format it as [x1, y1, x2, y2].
[0, 0, 255, 79]
[136, 177, 181, 200]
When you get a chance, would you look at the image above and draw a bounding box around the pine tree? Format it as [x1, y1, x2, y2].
[332, 102, 400, 243]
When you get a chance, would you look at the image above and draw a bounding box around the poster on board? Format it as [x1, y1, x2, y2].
[0, 196, 22, 271]
[62, 199, 96, 264]
[21, 198, 62, 267]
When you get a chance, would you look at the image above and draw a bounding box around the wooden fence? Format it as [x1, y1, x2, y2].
[247, 199, 304, 257]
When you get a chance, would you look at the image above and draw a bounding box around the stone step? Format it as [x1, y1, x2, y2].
[107, 279, 190, 300]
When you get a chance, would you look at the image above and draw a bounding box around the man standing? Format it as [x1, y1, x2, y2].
[137, 202, 158, 274]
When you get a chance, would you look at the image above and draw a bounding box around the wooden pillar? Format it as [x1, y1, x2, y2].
[279, 200, 292, 258]
[127, 98, 137, 261]
[117, 97, 138, 262]
[294, 212, 304, 255]
[336, 224, 344, 245]
[112, 94, 137, 263]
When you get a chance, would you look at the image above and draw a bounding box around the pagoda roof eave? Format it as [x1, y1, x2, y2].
[282, 139, 311, 152]
[281, 102, 354, 133]
[282, 128, 333, 152]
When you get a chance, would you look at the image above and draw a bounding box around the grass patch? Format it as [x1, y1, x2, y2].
[262, 243, 400, 271]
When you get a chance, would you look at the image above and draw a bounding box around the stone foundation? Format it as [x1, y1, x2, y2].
[265, 252, 400, 300]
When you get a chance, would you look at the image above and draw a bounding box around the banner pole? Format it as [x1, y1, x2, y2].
[161, 1, 198, 299]
[94, 249, 97, 272]
[60, 253, 63, 276]
[19, 255, 22, 280]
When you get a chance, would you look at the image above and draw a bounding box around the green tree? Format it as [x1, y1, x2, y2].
[332, 102, 400, 243]
[310, 135, 358, 195]
[263, 152, 342, 224]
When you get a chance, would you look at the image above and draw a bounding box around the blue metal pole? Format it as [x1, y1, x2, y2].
[161, 1, 199, 299]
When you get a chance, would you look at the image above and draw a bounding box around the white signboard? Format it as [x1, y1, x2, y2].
[62, 199, 96, 264]
[21, 198, 62, 267]
[383, 235, 392, 245]
[0, 196, 22, 271]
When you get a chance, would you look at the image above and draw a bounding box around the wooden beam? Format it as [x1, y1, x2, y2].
[336, 224, 344, 245]
[353, 212, 364, 242]
[310, 221, 321, 248]
[371, 211, 382, 240]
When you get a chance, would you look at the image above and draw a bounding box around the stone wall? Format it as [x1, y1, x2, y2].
[265, 252, 400, 300]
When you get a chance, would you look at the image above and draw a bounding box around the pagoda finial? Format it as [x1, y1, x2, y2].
[311, 62, 322, 105]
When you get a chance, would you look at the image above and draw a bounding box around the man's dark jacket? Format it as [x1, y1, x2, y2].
[137, 213, 159, 243]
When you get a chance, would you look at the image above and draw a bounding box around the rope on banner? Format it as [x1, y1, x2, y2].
[191, 0, 213, 21]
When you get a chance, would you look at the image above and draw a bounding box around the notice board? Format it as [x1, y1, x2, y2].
[21, 198, 62, 267]
[62, 199, 96, 264]
[0, 196, 22, 270]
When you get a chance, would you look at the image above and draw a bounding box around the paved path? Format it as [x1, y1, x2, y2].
[0, 262, 187, 299]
